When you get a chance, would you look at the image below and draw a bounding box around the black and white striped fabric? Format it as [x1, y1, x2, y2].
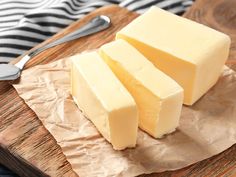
[0, 0, 193, 63]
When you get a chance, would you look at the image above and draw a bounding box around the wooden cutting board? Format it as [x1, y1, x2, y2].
[0, 0, 236, 176]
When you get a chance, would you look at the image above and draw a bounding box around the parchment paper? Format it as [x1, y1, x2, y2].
[13, 58, 236, 177]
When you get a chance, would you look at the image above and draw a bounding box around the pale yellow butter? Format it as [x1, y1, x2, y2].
[71, 52, 138, 150]
[116, 6, 231, 105]
[99, 39, 183, 138]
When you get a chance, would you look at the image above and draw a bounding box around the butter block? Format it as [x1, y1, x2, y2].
[99, 39, 183, 138]
[71, 52, 138, 150]
[116, 6, 231, 105]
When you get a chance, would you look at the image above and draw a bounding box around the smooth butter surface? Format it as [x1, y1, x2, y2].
[71, 52, 138, 150]
[100, 39, 183, 138]
[117, 6, 231, 105]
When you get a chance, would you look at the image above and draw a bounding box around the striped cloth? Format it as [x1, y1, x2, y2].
[0, 0, 193, 176]
[0, 0, 193, 63]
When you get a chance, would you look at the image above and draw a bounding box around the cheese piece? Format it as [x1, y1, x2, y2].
[116, 6, 231, 105]
[99, 39, 183, 138]
[71, 51, 138, 150]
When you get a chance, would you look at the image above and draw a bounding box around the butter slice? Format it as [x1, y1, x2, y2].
[71, 52, 138, 150]
[99, 39, 183, 138]
[116, 6, 231, 105]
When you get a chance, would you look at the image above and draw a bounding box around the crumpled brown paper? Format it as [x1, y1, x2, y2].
[13, 58, 236, 177]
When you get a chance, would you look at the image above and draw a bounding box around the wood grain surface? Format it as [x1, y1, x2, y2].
[0, 0, 236, 176]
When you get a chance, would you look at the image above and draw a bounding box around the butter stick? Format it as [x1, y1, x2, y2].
[116, 6, 231, 105]
[99, 39, 183, 138]
[71, 52, 138, 150]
